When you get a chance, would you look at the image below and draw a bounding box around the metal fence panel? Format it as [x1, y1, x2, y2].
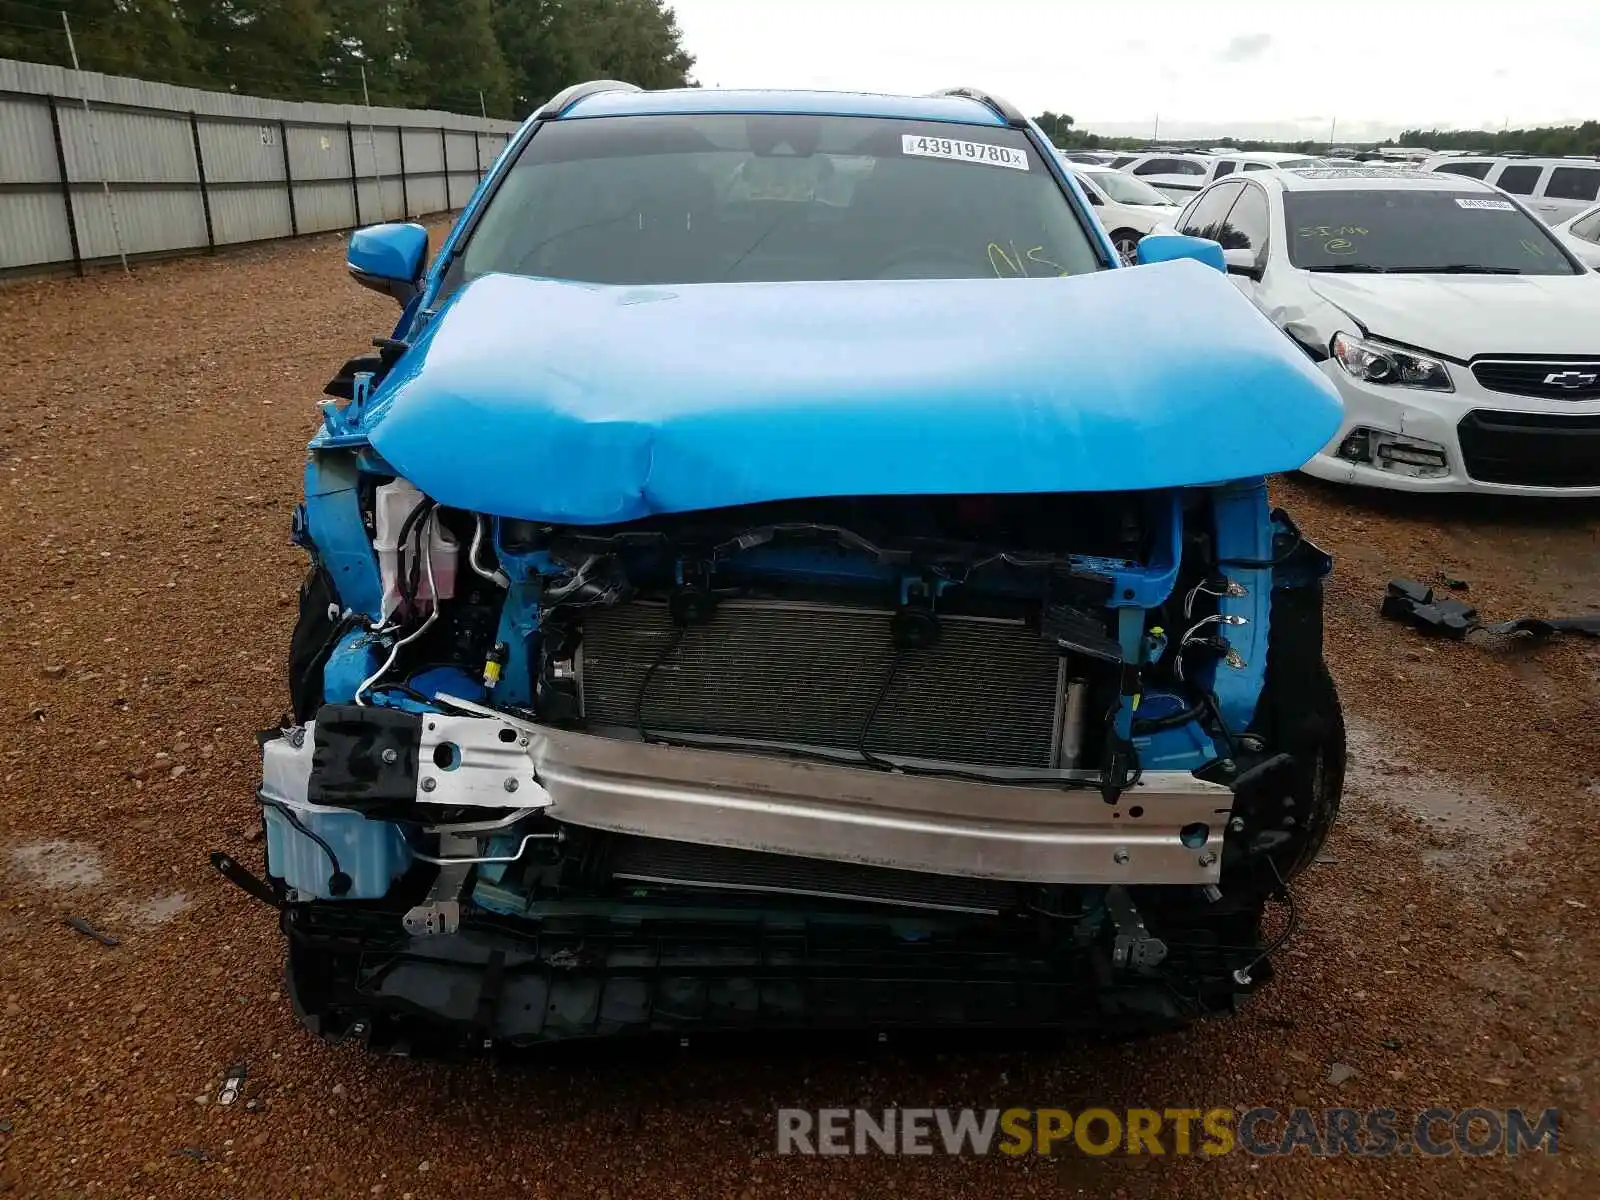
[72, 186, 207, 258]
[207, 185, 292, 246]
[0, 56, 521, 275]
[0, 192, 73, 268]
[0, 94, 60, 183]
[197, 116, 284, 185]
[286, 123, 354, 184]
[292, 180, 357, 234]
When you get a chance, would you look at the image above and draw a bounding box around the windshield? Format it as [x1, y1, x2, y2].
[1086, 170, 1173, 206]
[455, 114, 1104, 287]
[1284, 189, 1580, 275]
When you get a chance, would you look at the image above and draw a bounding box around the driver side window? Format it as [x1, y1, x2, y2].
[1179, 181, 1246, 241]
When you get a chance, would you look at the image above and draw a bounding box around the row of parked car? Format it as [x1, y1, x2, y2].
[1061, 148, 1600, 269]
[1056, 146, 1600, 496]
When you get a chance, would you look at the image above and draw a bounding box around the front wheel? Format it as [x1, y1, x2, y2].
[1110, 228, 1144, 266]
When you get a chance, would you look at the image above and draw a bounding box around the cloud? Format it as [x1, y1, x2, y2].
[1216, 33, 1272, 63]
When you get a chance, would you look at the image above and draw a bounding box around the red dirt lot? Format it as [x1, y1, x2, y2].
[1, 232, 1598, 1199]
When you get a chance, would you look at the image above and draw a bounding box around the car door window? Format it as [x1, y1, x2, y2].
[1179, 181, 1246, 240]
[1218, 184, 1271, 264]
[1547, 167, 1600, 203]
[1435, 161, 1493, 179]
[1214, 160, 1237, 177]
[1073, 174, 1106, 206]
[1571, 210, 1600, 242]
[1242, 162, 1272, 171]
[1493, 164, 1544, 195]
[1136, 158, 1206, 177]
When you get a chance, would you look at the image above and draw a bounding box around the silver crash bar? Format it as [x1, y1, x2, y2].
[420, 699, 1236, 886]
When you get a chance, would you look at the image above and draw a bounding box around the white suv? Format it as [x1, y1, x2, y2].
[1420, 155, 1600, 225]
[1117, 150, 1321, 201]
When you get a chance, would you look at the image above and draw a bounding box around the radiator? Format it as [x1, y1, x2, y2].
[576, 599, 1065, 768]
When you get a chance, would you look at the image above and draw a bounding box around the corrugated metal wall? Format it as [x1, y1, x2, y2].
[0, 58, 520, 274]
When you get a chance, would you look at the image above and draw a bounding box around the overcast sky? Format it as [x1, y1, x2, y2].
[668, 0, 1598, 142]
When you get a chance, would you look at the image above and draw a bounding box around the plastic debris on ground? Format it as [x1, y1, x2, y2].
[63, 916, 119, 946]
[1381, 578, 1600, 642]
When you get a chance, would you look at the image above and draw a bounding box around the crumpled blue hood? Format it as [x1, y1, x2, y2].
[363, 260, 1342, 524]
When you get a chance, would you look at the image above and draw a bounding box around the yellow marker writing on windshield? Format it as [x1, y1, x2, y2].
[988, 242, 1021, 277]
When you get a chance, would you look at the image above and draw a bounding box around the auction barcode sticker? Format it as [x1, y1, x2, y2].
[1455, 198, 1515, 211]
[902, 134, 1029, 170]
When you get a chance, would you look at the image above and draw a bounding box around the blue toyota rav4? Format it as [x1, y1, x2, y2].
[219, 82, 1348, 1050]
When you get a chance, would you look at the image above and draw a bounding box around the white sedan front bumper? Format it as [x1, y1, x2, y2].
[1301, 359, 1600, 496]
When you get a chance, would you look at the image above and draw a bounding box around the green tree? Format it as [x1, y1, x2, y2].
[1399, 123, 1600, 156]
[494, 0, 693, 117]
[0, 0, 199, 79]
[186, 0, 332, 98]
[324, 0, 410, 104]
[1035, 110, 1074, 146]
[404, 0, 510, 114]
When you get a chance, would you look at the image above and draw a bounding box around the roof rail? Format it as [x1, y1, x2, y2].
[930, 87, 1027, 128]
[535, 79, 642, 120]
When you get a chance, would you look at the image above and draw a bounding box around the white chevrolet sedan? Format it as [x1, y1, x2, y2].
[1065, 163, 1182, 264]
[1158, 167, 1600, 495]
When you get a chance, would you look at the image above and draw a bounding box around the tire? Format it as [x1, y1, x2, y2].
[1271, 660, 1345, 878]
[1249, 570, 1346, 880]
[1110, 228, 1144, 266]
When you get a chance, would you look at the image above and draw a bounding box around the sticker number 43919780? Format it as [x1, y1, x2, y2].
[901, 134, 1029, 171]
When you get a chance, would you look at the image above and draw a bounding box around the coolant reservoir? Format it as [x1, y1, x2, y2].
[373, 479, 458, 620]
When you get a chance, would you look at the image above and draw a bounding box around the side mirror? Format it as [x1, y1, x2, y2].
[1134, 233, 1226, 273]
[347, 223, 430, 305]
[1223, 247, 1265, 280]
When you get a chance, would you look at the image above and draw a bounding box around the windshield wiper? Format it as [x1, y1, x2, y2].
[1305, 263, 1390, 273]
[1386, 264, 1522, 275]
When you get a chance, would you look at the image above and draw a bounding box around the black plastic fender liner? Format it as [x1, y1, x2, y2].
[287, 564, 354, 723]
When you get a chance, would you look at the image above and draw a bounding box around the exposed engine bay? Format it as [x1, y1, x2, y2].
[228, 456, 1344, 1051]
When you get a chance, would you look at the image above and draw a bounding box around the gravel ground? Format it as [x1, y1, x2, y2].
[1, 233, 1598, 1198]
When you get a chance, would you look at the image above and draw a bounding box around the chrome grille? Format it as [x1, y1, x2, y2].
[1471, 359, 1600, 400]
[577, 600, 1064, 768]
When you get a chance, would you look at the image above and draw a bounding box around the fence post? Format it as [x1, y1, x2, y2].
[45, 95, 83, 276]
[440, 126, 450, 210]
[347, 121, 361, 226]
[397, 126, 409, 218]
[474, 129, 483, 182]
[188, 112, 215, 252]
[279, 120, 298, 237]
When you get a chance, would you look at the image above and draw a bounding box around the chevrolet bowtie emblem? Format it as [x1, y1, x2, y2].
[1543, 370, 1598, 388]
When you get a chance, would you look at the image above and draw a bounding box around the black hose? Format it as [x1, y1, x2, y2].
[1131, 698, 1205, 734]
[258, 794, 351, 897]
[1235, 858, 1297, 983]
[856, 650, 903, 772]
[634, 626, 685, 744]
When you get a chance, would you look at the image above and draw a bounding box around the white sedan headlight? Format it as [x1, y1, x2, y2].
[1330, 332, 1453, 392]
